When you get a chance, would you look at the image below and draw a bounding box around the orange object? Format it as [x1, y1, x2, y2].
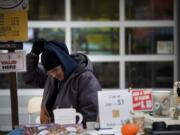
[121, 122, 139, 135]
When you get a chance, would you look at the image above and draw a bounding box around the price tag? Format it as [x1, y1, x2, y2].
[0, 51, 26, 72]
[98, 90, 133, 128]
[0, 11, 28, 41]
[131, 89, 153, 111]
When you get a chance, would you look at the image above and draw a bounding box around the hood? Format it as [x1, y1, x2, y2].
[42, 40, 77, 78]
[71, 53, 93, 74]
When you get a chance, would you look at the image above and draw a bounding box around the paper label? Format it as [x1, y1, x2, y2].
[131, 89, 153, 111]
[98, 90, 133, 128]
[0, 51, 26, 72]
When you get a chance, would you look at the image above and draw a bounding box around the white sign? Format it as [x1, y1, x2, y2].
[98, 90, 133, 128]
[157, 41, 173, 54]
[0, 51, 26, 73]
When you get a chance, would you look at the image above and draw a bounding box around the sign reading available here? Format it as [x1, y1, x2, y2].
[0, 51, 26, 72]
[131, 89, 153, 111]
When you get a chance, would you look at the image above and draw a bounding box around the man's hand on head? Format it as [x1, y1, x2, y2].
[31, 38, 46, 56]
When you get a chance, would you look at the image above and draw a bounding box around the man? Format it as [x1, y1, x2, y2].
[23, 39, 101, 126]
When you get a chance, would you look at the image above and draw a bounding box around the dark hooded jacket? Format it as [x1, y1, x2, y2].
[23, 41, 101, 125]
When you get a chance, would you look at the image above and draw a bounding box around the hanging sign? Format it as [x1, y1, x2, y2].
[98, 90, 133, 128]
[0, 51, 26, 72]
[0, 0, 28, 10]
[0, 42, 23, 50]
[131, 89, 153, 111]
[0, 10, 28, 41]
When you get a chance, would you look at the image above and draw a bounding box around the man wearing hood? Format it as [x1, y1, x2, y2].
[23, 39, 101, 127]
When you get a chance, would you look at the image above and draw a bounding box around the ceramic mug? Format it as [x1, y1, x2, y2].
[132, 116, 145, 134]
[169, 103, 180, 119]
[86, 122, 96, 130]
[53, 108, 83, 125]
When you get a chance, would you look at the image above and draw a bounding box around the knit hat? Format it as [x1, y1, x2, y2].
[41, 50, 60, 71]
[42, 40, 77, 78]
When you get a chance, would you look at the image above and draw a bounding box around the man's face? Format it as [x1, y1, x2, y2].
[47, 65, 64, 80]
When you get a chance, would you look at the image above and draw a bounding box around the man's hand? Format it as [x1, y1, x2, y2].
[40, 106, 51, 124]
[31, 39, 46, 56]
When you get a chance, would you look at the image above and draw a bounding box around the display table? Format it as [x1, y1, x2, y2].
[7, 115, 180, 135]
[7, 128, 142, 135]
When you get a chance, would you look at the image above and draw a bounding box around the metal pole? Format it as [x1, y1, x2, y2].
[8, 48, 19, 129]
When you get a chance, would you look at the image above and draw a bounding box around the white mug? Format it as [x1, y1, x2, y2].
[86, 122, 97, 130]
[53, 108, 83, 125]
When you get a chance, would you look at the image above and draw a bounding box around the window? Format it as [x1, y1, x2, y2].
[28, 0, 65, 20]
[93, 62, 119, 88]
[28, 28, 65, 41]
[71, 0, 119, 21]
[125, 27, 173, 54]
[0, 0, 176, 90]
[72, 28, 119, 54]
[125, 0, 173, 20]
[23, 28, 65, 53]
[125, 62, 173, 88]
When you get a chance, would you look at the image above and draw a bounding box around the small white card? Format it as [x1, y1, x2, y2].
[98, 90, 133, 128]
[0, 51, 26, 73]
[157, 40, 173, 54]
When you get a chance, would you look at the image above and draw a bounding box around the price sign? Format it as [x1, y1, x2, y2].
[0, 51, 26, 72]
[98, 90, 133, 128]
[131, 89, 153, 111]
[0, 11, 27, 41]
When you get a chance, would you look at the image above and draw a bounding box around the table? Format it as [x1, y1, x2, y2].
[7, 116, 180, 135]
[7, 127, 146, 135]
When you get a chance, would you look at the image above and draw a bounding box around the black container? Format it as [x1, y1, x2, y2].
[167, 124, 180, 131]
[152, 121, 167, 131]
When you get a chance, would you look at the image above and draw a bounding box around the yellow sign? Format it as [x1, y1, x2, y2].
[0, 10, 28, 41]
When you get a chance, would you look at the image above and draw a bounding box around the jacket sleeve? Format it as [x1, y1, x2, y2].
[77, 71, 101, 123]
[23, 53, 47, 88]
